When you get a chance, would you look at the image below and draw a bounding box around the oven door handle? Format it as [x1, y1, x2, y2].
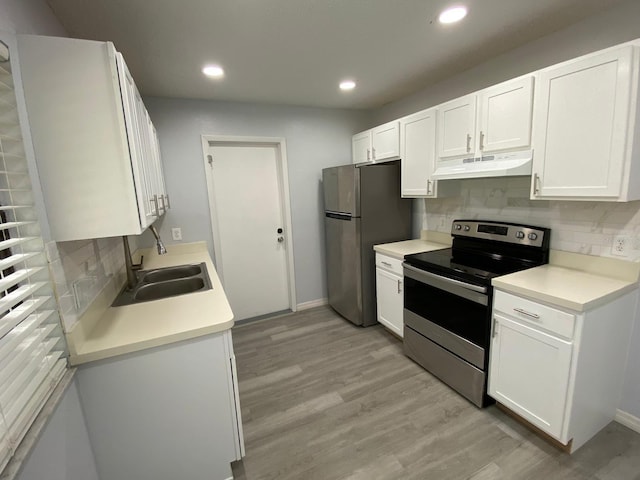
[403, 264, 488, 294]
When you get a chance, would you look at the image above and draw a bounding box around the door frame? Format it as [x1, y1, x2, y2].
[201, 135, 297, 313]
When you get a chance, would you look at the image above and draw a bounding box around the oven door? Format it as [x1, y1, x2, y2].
[403, 264, 490, 368]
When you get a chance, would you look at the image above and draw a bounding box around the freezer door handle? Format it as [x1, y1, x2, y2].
[325, 211, 353, 220]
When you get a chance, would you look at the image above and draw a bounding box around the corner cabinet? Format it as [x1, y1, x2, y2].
[352, 121, 400, 164]
[531, 45, 640, 201]
[75, 330, 244, 480]
[17, 35, 168, 241]
[489, 289, 638, 452]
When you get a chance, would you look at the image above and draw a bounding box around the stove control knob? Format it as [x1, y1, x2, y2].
[515, 231, 525, 239]
[528, 232, 538, 241]
[463, 225, 470, 232]
[454, 224, 462, 230]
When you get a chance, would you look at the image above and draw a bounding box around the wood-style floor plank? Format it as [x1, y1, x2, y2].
[231, 306, 640, 480]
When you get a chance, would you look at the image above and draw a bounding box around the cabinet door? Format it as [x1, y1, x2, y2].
[115, 53, 156, 228]
[531, 46, 635, 198]
[352, 130, 371, 164]
[489, 313, 572, 439]
[479, 76, 534, 153]
[371, 121, 400, 161]
[400, 109, 437, 197]
[437, 94, 476, 159]
[375, 267, 403, 337]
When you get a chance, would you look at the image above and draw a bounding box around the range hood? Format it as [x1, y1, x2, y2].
[431, 149, 533, 180]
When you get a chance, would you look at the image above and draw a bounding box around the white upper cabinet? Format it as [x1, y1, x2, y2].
[437, 77, 534, 161]
[479, 76, 534, 154]
[400, 109, 436, 197]
[352, 130, 372, 164]
[437, 94, 477, 159]
[17, 35, 168, 241]
[531, 45, 640, 201]
[352, 121, 399, 164]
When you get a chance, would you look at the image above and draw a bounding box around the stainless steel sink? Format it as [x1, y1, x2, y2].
[112, 262, 211, 306]
[140, 264, 202, 283]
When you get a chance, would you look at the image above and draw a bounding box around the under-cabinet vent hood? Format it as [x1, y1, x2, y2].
[432, 149, 532, 180]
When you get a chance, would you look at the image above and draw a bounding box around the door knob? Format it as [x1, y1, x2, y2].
[277, 228, 283, 234]
[277, 236, 284, 243]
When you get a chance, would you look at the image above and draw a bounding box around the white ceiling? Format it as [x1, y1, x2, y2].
[46, 0, 625, 109]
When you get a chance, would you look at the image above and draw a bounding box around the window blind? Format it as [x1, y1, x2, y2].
[0, 40, 67, 473]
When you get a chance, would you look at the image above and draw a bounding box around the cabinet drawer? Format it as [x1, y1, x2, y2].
[493, 290, 575, 339]
[375, 253, 403, 275]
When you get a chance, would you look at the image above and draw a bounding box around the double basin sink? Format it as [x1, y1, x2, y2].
[112, 262, 212, 307]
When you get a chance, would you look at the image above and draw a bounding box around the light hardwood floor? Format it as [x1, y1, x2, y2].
[231, 306, 640, 480]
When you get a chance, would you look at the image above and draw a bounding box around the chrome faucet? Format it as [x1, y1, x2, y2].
[149, 225, 167, 255]
[122, 236, 142, 291]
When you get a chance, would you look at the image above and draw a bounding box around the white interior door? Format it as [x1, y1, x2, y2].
[209, 144, 291, 321]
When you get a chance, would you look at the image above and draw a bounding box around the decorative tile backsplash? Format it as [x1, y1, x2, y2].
[420, 176, 640, 261]
[46, 236, 137, 331]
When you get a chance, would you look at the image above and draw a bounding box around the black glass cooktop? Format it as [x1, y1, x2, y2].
[404, 247, 541, 286]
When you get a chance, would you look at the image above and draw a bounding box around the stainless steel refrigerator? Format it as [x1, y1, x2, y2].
[322, 162, 412, 326]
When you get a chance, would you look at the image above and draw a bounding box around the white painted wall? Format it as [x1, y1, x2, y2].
[371, 0, 640, 420]
[15, 380, 100, 480]
[143, 97, 370, 305]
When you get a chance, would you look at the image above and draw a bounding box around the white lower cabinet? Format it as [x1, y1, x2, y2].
[75, 330, 244, 480]
[489, 289, 637, 452]
[375, 253, 404, 337]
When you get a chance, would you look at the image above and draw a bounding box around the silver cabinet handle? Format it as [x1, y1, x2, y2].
[479, 131, 485, 151]
[397, 279, 402, 294]
[372, 147, 376, 160]
[513, 308, 540, 319]
[533, 173, 541, 195]
[466, 133, 472, 152]
[367, 149, 371, 161]
[426, 179, 431, 195]
[152, 195, 160, 217]
[159, 194, 166, 213]
[492, 322, 499, 338]
[381, 261, 392, 267]
[165, 194, 171, 209]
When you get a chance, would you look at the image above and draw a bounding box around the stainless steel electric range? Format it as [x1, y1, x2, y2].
[402, 220, 550, 407]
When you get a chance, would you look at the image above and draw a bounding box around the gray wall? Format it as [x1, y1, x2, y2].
[143, 97, 370, 304]
[15, 380, 100, 480]
[371, 0, 640, 420]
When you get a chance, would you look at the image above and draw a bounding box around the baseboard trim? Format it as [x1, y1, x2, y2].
[615, 409, 640, 433]
[296, 298, 328, 311]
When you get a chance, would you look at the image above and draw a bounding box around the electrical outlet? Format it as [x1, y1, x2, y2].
[611, 235, 630, 257]
[171, 227, 182, 241]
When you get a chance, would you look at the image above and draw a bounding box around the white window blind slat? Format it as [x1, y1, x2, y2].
[0, 282, 47, 313]
[0, 251, 37, 271]
[0, 267, 43, 292]
[0, 328, 58, 419]
[0, 40, 67, 470]
[0, 309, 53, 366]
[0, 296, 50, 339]
[0, 236, 37, 250]
[8, 358, 66, 454]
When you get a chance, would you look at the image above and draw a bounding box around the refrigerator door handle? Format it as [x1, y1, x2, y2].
[325, 211, 353, 220]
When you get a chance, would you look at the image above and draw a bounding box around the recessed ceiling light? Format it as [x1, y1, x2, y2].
[202, 65, 224, 78]
[340, 80, 356, 91]
[438, 6, 467, 24]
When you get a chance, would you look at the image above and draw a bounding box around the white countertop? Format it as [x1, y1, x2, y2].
[67, 242, 234, 365]
[492, 264, 638, 312]
[373, 239, 449, 259]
